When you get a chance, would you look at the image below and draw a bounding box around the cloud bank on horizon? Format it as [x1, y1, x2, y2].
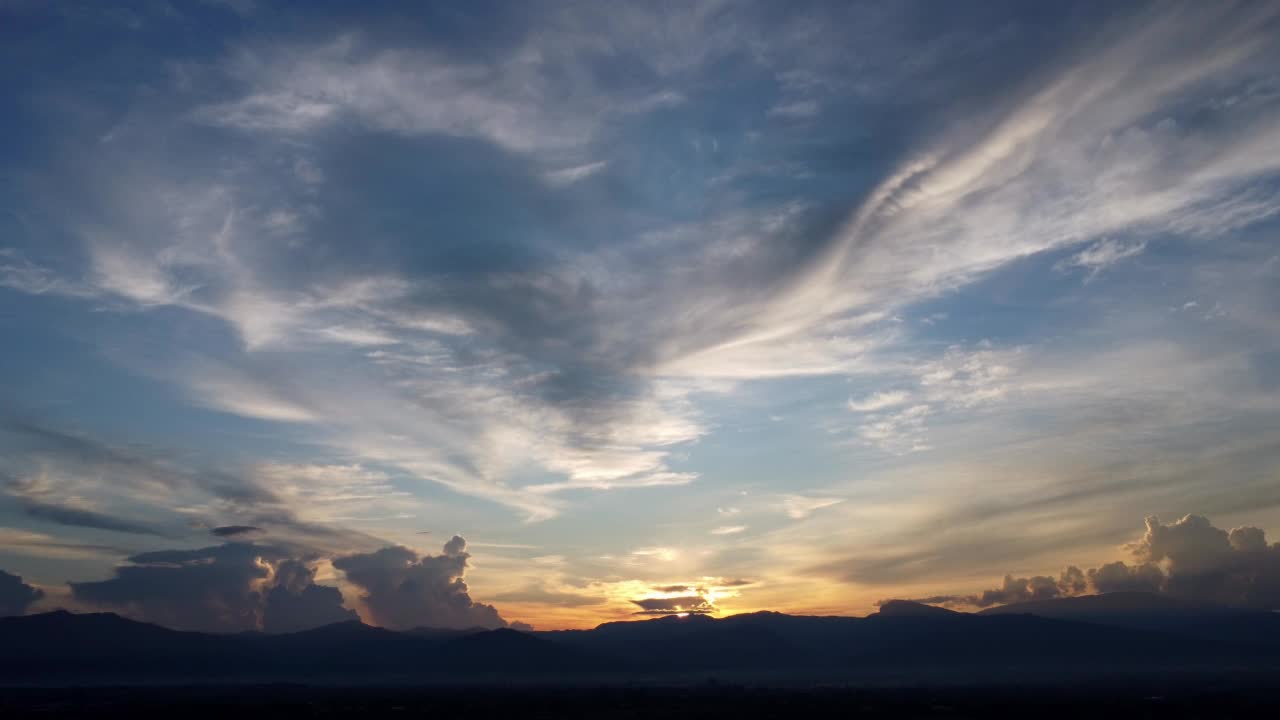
[2, 1, 1280, 629]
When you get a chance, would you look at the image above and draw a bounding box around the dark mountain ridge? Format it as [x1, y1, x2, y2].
[979, 591, 1280, 648]
[2, 593, 1277, 684]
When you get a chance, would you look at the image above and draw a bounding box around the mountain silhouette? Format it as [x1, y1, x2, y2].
[978, 591, 1280, 649]
[2, 593, 1277, 684]
[874, 600, 961, 617]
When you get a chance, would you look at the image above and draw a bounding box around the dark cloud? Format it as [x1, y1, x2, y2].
[70, 543, 355, 633]
[211, 525, 265, 538]
[1133, 514, 1280, 609]
[2, 467, 169, 537]
[1086, 561, 1165, 594]
[1, 458, 167, 532]
[332, 536, 508, 631]
[0, 569, 43, 617]
[891, 515, 1280, 611]
[16, 498, 170, 537]
[261, 559, 358, 633]
[0, 419, 277, 518]
[631, 595, 716, 616]
[972, 573, 1066, 607]
[628, 578, 754, 615]
[1, 419, 386, 553]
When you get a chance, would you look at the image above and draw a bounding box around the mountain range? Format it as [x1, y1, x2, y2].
[3, 592, 1278, 684]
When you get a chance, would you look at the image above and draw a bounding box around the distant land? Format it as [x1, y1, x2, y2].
[4, 592, 1279, 685]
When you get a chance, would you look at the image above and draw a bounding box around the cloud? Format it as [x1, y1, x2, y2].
[194, 31, 645, 152]
[847, 390, 912, 413]
[3, 0, 1280, 602]
[768, 100, 819, 119]
[0, 248, 92, 297]
[0, 569, 43, 617]
[710, 525, 747, 535]
[782, 495, 843, 520]
[15, 498, 169, 537]
[856, 404, 933, 454]
[0, 528, 127, 560]
[185, 372, 318, 423]
[0, 421, 383, 554]
[2, 466, 171, 538]
[332, 536, 509, 631]
[261, 559, 358, 633]
[627, 577, 753, 616]
[894, 514, 1280, 610]
[1132, 514, 1280, 608]
[847, 344, 1025, 452]
[490, 584, 606, 608]
[631, 594, 715, 615]
[1087, 561, 1165, 594]
[211, 525, 265, 538]
[310, 325, 400, 347]
[70, 543, 356, 632]
[543, 161, 607, 187]
[1057, 238, 1146, 279]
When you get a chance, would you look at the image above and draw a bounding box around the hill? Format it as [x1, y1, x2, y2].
[2, 594, 1277, 684]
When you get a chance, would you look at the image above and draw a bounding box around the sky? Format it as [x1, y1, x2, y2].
[2, 0, 1280, 632]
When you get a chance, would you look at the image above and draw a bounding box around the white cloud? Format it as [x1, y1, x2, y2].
[0, 249, 92, 297]
[848, 390, 912, 413]
[857, 404, 933, 454]
[783, 495, 843, 520]
[1058, 238, 1146, 279]
[310, 325, 400, 346]
[710, 525, 746, 535]
[543, 161, 608, 186]
[186, 373, 317, 423]
[196, 34, 673, 153]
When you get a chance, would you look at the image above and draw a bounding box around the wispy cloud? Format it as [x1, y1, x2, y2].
[782, 496, 843, 520]
[1057, 238, 1147, 280]
[3, 1, 1280, 626]
[848, 390, 912, 413]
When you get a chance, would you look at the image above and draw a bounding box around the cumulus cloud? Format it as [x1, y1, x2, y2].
[70, 543, 356, 633]
[261, 559, 358, 633]
[1133, 514, 1280, 608]
[0, 569, 43, 617]
[895, 514, 1280, 610]
[1087, 561, 1165, 594]
[332, 536, 508, 631]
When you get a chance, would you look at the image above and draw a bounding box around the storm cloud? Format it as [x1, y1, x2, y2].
[70, 543, 356, 633]
[891, 515, 1280, 611]
[0, 569, 43, 617]
[332, 536, 508, 631]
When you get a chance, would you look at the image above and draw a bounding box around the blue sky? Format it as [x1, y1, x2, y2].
[2, 0, 1280, 629]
